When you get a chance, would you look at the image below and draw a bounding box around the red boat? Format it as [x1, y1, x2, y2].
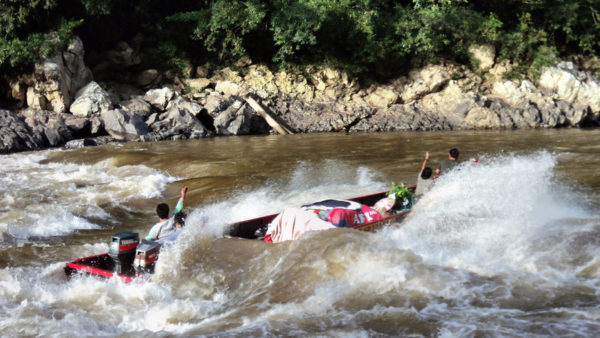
[64, 188, 413, 282]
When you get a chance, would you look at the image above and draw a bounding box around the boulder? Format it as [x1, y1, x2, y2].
[210, 67, 242, 83]
[0, 110, 43, 153]
[215, 80, 243, 97]
[0, 109, 78, 152]
[65, 138, 97, 149]
[488, 60, 513, 82]
[8, 78, 27, 102]
[69, 81, 113, 117]
[400, 64, 451, 103]
[204, 92, 234, 117]
[539, 62, 600, 118]
[469, 44, 495, 72]
[142, 94, 213, 141]
[311, 67, 359, 102]
[24, 36, 93, 113]
[143, 106, 211, 141]
[166, 96, 202, 116]
[418, 82, 478, 128]
[186, 78, 211, 92]
[64, 117, 90, 132]
[464, 106, 503, 129]
[26, 87, 47, 109]
[350, 104, 451, 132]
[21, 109, 72, 146]
[101, 108, 149, 141]
[195, 64, 212, 78]
[213, 100, 252, 135]
[120, 97, 153, 119]
[136, 69, 162, 88]
[143, 87, 176, 111]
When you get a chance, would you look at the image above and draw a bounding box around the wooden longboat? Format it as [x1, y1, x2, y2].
[64, 253, 136, 282]
[227, 187, 414, 239]
[65, 187, 414, 282]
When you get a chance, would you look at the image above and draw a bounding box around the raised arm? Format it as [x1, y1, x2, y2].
[420, 152, 429, 173]
[173, 186, 188, 215]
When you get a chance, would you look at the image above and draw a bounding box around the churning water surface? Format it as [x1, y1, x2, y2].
[0, 130, 599, 336]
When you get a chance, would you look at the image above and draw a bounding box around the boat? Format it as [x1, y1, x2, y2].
[64, 187, 414, 282]
[226, 189, 413, 240]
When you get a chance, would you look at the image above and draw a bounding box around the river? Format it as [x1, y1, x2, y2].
[1, 129, 599, 336]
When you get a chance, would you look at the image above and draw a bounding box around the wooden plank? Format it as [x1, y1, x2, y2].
[245, 97, 294, 135]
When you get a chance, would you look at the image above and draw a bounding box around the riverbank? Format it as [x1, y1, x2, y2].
[1, 38, 600, 154]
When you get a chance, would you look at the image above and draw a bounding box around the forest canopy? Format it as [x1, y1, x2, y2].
[1, 0, 599, 78]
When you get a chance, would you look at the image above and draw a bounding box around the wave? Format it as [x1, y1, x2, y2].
[0, 151, 176, 241]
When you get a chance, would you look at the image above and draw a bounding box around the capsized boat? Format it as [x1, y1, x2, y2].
[227, 189, 413, 241]
[64, 187, 414, 282]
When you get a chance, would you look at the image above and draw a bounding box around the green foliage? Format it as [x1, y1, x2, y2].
[2, 0, 600, 79]
[387, 183, 413, 202]
[168, 0, 267, 61]
[80, 0, 113, 15]
[0, 1, 82, 71]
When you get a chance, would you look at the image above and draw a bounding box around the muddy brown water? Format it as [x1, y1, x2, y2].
[1, 129, 599, 336]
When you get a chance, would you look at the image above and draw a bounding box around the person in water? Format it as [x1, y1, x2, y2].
[438, 148, 459, 175]
[415, 152, 433, 198]
[145, 186, 188, 241]
[154, 211, 187, 243]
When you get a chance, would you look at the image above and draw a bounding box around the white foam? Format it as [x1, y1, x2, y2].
[182, 161, 388, 239]
[0, 151, 176, 240]
[382, 151, 595, 279]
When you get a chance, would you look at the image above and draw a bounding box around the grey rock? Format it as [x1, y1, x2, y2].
[65, 138, 97, 149]
[143, 87, 176, 111]
[64, 117, 90, 132]
[214, 101, 251, 135]
[70, 81, 113, 117]
[143, 101, 212, 141]
[276, 98, 374, 133]
[204, 92, 234, 117]
[91, 116, 103, 134]
[21, 109, 72, 146]
[101, 108, 149, 141]
[0, 110, 40, 152]
[137, 69, 161, 88]
[120, 97, 153, 119]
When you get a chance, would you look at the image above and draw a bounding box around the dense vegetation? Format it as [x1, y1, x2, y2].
[1, 0, 600, 78]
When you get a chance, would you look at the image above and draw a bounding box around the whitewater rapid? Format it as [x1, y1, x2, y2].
[0, 141, 599, 336]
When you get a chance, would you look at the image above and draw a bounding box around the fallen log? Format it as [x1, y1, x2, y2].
[245, 97, 294, 135]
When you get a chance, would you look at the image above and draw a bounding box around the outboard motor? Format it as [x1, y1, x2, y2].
[133, 241, 161, 274]
[108, 232, 139, 275]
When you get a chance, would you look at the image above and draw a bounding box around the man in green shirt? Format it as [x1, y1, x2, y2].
[145, 186, 188, 242]
[438, 148, 459, 175]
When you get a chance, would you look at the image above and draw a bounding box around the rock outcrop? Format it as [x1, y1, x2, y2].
[19, 37, 93, 114]
[2, 37, 600, 154]
[0, 109, 74, 153]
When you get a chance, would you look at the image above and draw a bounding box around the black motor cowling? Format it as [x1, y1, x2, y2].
[108, 232, 139, 275]
[133, 241, 161, 274]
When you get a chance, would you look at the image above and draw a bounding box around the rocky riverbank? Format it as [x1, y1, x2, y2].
[2, 38, 600, 154]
